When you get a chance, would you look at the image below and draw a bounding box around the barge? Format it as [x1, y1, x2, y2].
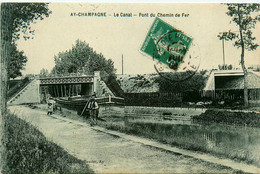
[55, 95, 125, 117]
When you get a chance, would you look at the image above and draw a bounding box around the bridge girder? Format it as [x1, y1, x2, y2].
[39, 76, 93, 85]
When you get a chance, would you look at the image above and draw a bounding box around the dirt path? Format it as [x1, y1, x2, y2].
[9, 105, 243, 173]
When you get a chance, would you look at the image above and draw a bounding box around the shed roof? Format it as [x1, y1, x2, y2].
[218, 72, 260, 90]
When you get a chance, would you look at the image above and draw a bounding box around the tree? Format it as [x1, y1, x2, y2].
[8, 44, 28, 79]
[1, 3, 51, 172]
[52, 40, 116, 76]
[218, 3, 260, 107]
[154, 71, 209, 93]
[39, 68, 49, 77]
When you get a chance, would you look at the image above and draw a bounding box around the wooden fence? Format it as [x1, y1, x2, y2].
[124, 89, 260, 107]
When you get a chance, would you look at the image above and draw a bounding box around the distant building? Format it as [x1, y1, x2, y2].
[203, 70, 260, 106]
[248, 64, 260, 71]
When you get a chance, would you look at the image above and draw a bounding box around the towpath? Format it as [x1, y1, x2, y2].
[8, 105, 260, 173]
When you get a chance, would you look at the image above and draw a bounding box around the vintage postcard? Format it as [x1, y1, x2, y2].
[1, 2, 260, 173]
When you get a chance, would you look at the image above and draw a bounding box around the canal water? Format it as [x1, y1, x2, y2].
[127, 118, 260, 167]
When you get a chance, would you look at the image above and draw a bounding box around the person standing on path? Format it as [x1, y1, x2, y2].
[47, 97, 56, 115]
[88, 93, 99, 126]
[47, 102, 53, 115]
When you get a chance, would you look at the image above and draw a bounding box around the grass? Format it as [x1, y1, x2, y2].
[2, 112, 94, 174]
[98, 118, 260, 168]
[7, 77, 31, 100]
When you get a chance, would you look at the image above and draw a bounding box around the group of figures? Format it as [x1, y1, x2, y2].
[46, 93, 99, 126]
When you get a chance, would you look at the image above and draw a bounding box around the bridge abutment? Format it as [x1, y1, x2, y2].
[9, 71, 117, 105]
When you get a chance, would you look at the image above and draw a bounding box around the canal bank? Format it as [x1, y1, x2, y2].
[34, 103, 260, 169]
[9, 105, 260, 173]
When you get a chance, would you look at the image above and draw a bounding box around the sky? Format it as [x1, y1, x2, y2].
[16, 3, 260, 75]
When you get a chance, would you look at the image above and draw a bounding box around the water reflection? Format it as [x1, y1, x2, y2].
[129, 119, 260, 167]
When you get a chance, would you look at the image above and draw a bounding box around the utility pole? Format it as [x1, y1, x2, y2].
[222, 39, 226, 69]
[122, 54, 124, 75]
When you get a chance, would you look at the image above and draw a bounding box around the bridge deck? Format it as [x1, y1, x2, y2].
[39, 75, 93, 85]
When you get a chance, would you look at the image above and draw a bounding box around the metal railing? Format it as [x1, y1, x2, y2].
[96, 95, 124, 105]
[39, 72, 93, 79]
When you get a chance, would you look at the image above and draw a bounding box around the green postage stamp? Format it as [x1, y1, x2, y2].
[141, 17, 192, 71]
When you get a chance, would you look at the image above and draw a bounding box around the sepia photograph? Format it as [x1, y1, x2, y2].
[1, 2, 260, 173]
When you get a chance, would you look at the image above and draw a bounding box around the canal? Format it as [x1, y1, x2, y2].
[108, 116, 260, 168]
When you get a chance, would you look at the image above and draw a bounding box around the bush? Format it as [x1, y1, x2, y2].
[154, 71, 209, 93]
[7, 77, 30, 100]
[2, 112, 93, 174]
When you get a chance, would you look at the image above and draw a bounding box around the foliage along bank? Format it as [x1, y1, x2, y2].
[2, 112, 94, 174]
[192, 110, 260, 127]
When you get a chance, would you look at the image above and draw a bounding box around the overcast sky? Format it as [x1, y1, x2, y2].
[16, 3, 260, 75]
